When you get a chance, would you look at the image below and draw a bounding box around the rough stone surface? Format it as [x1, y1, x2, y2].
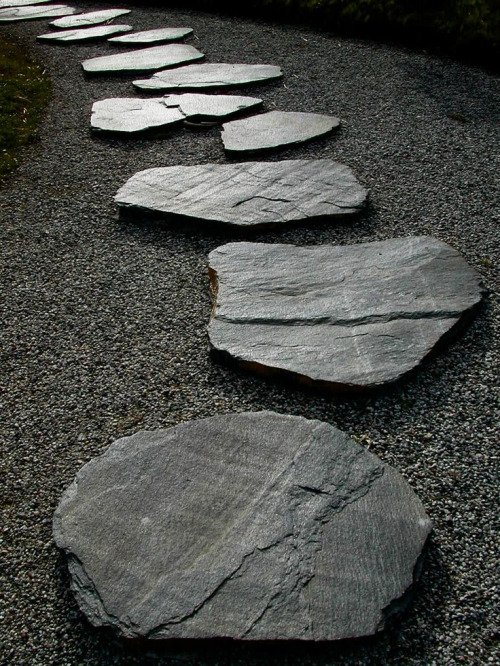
[0, 4, 74, 20]
[37, 24, 133, 43]
[53, 411, 432, 641]
[115, 159, 367, 228]
[50, 8, 130, 28]
[82, 43, 204, 74]
[0, 0, 52, 8]
[133, 62, 283, 90]
[209, 238, 484, 389]
[108, 27, 193, 45]
[222, 111, 340, 153]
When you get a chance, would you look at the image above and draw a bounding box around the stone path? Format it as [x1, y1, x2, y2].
[37, 23, 132, 42]
[108, 26, 193, 45]
[49, 7, 130, 28]
[0, 4, 74, 20]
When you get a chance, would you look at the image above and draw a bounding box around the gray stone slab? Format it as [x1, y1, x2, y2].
[53, 411, 432, 641]
[115, 159, 367, 228]
[0, 4, 74, 20]
[82, 44, 204, 75]
[222, 110, 340, 153]
[50, 7, 130, 28]
[208, 238, 484, 390]
[37, 24, 133, 43]
[133, 63, 283, 91]
[109, 27, 193, 45]
[0, 0, 51, 8]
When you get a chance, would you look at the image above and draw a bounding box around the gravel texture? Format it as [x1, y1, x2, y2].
[0, 2, 499, 665]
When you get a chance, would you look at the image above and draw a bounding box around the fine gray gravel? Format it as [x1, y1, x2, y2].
[1, 2, 499, 665]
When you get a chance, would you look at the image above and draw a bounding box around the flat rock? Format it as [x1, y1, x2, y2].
[53, 411, 432, 641]
[133, 62, 283, 91]
[0, 0, 52, 8]
[37, 24, 133, 43]
[208, 238, 484, 389]
[109, 27, 193, 45]
[115, 159, 367, 228]
[50, 7, 130, 28]
[82, 44, 204, 75]
[222, 110, 340, 153]
[0, 4, 74, 20]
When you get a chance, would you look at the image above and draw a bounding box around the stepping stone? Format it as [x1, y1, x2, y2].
[0, 4, 74, 20]
[53, 411, 432, 641]
[208, 238, 484, 390]
[115, 160, 367, 228]
[37, 24, 133, 43]
[82, 44, 204, 75]
[0, 0, 52, 8]
[50, 7, 130, 28]
[91, 94, 263, 133]
[133, 63, 283, 91]
[109, 27, 193, 45]
[222, 111, 340, 154]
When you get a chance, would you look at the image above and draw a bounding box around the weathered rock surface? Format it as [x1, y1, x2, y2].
[133, 62, 282, 91]
[50, 7, 130, 28]
[115, 159, 367, 228]
[109, 27, 193, 45]
[208, 238, 484, 389]
[0, 4, 74, 20]
[82, 44, 204, 75]
[222, 111, 340, 153]
[53, 411, 432, 641]
[0, 0, 51, 8]
[37, 24, 133, 43]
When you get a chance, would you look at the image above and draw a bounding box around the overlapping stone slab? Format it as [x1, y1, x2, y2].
[208, 238, 484, 390]
[0, 0, 51, 8]
[50, 7, 130, 28]
[133, 62, 283, 91]
[82, 44, 204, 75]
[53, 411, 432, 640]
[222, 110, 340, 153]
[115, 160, 367, 228]
[0, 4, 74, 20]
[37, 24, 133, 43]
[109, 27, 193, 45]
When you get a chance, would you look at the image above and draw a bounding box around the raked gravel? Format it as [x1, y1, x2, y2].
[1, 2, 499, 664]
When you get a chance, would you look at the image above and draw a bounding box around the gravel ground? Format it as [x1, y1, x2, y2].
[1, 2, 499, 664]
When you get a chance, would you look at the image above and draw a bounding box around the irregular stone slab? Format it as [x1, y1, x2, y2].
[37, 24, 133, 43]
[109, 27, 193, 45]
[50, 7, 130, 28]
[115, 160, 367, 228]
[222, 111, 340, 154]
[91, 94, 263, 133]
[208, 238, 484, 390]
[0, 4, 74, 20]
[0, 0, 51, 8]
[53, 411, 432, 640]
[134, 63, 283, 91]
[82, 44, 204, 75]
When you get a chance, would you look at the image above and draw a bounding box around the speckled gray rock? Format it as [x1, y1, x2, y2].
[222, 111, 340, 153]
[53, 411, 432, 641]
[0, 4, 74, 20]
[115, 159, 367, 228]
[37, 24, 133, 43]
[82, 44, 204, 75]
[0, 0, 51, 8]
[50, 8, 130, 28]
[133, 62, 282, 91]
[208, 238, 485, 390]
[109, 27, 193, 45]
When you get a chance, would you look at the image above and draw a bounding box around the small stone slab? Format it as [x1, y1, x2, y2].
[53, 411, 432, 640]
[115, 160, 367, 228]
[222, 111, 340, 154]
[133, 63, 283, 91]
[208, 238, 484, 390]
[37, 24, 133, 43]
[50, 7, 130, 28]
[82, 44, 204, 75]
[0, 0, 51, 8]
[109, 27, 193, 45]
[0, 4, 74, 20]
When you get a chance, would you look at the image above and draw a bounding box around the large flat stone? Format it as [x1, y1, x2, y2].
[208, 238, 484, 390]
[109, 27, 193, 45]
[82, 44, 204, 75]
[50, 7, 130, 28]
[37, 24, 133, 43]
[133, 62, 283, 91]
[0, 4, 74, 20]
[0, 0, 52, 8]
[115, 160, 367, 228]
[222, 111, 340, 153]
[53, 411, 432, 641]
